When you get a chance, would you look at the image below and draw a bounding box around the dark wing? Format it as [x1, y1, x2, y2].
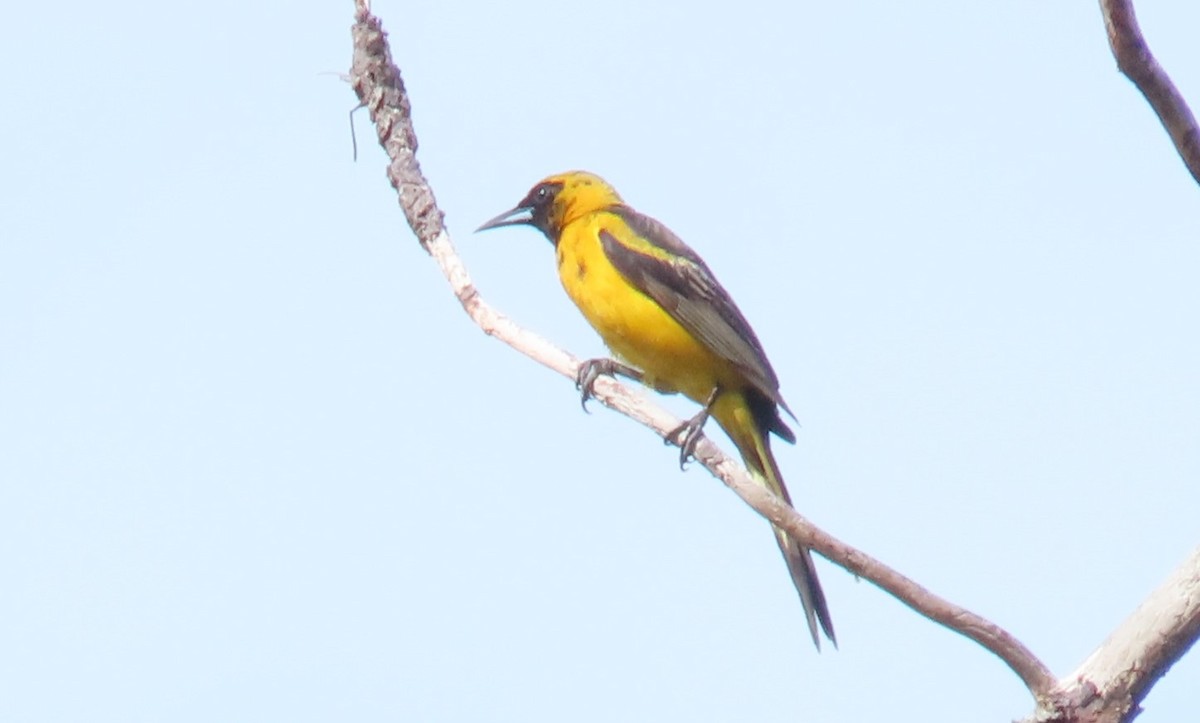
[601, 205, 794, 423]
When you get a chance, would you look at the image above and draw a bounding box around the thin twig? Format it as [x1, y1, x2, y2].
[1099, 0, 1200, 186]
[347, 3, 1060, 701]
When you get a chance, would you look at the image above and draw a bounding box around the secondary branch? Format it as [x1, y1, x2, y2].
[1099, 0, 1200, 186]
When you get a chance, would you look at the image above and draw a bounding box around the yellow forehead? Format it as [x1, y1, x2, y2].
[541, 171, 623, 221]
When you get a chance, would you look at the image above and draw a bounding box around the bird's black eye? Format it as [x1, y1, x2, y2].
[520, 181, 563, 220]
[528, 182, 561, 208]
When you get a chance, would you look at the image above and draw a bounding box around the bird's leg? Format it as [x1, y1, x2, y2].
[665, 386, 721, 470]
[575, 358, 644, 412]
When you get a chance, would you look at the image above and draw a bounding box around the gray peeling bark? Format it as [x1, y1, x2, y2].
[348, 2, 1200, 721]
[1099, 0, 1200, 187]
[1035, 548, 1200, 723]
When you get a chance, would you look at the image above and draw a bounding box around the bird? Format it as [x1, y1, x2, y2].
[477, 171, 835, 649]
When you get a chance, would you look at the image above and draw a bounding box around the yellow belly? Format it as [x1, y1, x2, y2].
[555, 215, 737, 405]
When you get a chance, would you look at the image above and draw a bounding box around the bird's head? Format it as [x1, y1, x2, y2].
[476, 171, 623, 242]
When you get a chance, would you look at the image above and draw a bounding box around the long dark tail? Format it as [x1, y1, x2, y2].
[717, 394, 836, 650]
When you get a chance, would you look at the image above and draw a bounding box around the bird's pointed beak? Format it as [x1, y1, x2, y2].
[476, 204, 534, 233]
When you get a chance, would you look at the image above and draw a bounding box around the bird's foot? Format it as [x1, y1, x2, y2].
[574, 358, 644, 412]
[664, 386, 721, 469]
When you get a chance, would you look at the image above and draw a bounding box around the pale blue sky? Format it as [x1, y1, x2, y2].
[2, 1, 1198, 721]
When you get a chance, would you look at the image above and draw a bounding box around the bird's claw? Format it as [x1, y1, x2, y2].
[665, 386, 720, 469]
[575, 358, 614, 413]
[574, 358, 644, 412]
[665, 408, 710, 470]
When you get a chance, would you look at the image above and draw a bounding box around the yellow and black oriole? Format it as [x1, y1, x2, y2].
[478, 171, 835, 649]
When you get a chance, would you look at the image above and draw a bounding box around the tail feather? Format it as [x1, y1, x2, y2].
[772, 523, 836, 650]
[717, 394, 836, 650]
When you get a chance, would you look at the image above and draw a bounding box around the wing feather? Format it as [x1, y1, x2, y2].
[600, 206, 792, 422]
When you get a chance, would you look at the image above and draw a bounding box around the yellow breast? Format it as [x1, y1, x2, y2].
[554, 212, 734, 403]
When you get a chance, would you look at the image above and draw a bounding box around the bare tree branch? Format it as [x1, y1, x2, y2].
[1099, 0, 1200, 186]
[1076, 546, 1200, 705]
[1029, 547, 1200, 723]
